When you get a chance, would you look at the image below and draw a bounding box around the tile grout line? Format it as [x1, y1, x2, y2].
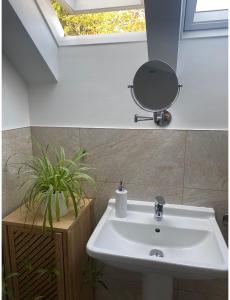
[183, 186, 228, 193]
[175, 287, 227, 297]
[94, 180, 227, 193]
[29, 126, 34, 155]
[78, 127, 82, 149]
[27, 126, 228, 132]
[2, 126, 31, 133]
[181, 131, 188, 204]
[93, 180, 228, 192]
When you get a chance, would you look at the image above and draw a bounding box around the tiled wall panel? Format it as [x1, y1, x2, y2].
[5, 127, 227, 300]
[2, 127, 33, 217]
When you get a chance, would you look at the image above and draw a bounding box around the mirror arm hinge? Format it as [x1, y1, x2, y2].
[134, 114, 154, 122]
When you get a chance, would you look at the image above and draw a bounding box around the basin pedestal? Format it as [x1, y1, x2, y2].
[143, 273, 173, 300]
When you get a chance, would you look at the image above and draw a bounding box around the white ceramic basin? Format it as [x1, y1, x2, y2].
[87, 199, 228, 300]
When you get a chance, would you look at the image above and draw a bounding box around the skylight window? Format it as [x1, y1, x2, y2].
[184, 0, 228, 31]
[51, 0, 146, 36]
[196, 0, 229, 12]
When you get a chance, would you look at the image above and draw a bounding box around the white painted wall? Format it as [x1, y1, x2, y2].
[8, 0, 59, 80]
[2, 54, 30, 130]
[29, 35, 228, 130]
[175, 36, 228, 130]
[29, 42, 149, 128]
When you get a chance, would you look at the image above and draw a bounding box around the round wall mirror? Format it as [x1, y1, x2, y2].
[132, 60, 179, 112]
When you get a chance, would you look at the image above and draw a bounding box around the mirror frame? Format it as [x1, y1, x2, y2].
[132, 60, 180, 113]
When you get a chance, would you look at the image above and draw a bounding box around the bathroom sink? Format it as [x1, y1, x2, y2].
[87, 199, 228, 300]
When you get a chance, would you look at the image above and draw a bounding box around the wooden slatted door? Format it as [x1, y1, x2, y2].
[7, 226, 65, 300]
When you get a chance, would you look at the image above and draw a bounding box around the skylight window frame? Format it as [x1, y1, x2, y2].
[184, 0, 228, 31]
[58, 0, 144, 14]
[35, 0, 147, 47]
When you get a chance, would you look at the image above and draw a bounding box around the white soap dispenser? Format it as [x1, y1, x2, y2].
[115, 180, 127, 218]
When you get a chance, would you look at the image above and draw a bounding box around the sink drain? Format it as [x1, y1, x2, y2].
[149, 249, 164, 257]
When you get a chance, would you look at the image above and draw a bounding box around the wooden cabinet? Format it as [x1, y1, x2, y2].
[3, 199, 94, 300]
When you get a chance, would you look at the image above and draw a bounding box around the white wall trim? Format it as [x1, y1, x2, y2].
[59, 32, 146, 46]
[182, 28, 228, 39]
[35, 0, 64, 45]
[2, 126, 31, 132]
[29, 125, 228, 131]
[58, 0, 144, 14]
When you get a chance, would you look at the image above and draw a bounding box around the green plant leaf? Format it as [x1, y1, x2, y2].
[42, 204, 48, 232]
[16, 144, 94, 230]
[98, 280, 109, 290]
[47, 187, 53, 230]
[55, 191, 60, 221]
[65, 182, 79, 218]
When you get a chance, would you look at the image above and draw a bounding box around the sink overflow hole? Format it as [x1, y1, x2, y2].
[149, 249, 164, 258]
[155, 228, 160, 233]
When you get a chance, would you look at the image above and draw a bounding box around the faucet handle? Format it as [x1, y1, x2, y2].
[154, 196, 165, 221]
[155, 196, 165, 206]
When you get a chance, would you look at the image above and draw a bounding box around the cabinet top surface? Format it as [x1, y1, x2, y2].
[2, 198, 92, 231]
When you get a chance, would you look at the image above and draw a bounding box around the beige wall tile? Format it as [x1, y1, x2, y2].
[96, 284, 142, 300]
[96, 265, 142, 300]
[183, 188, 228, 241]
[126, 183, 183, 204]
[175, 290, 207, 300]
[80, 128, 186, 188]
[31, 126, 80, 158]
[176, 291, 227, 300]
[177, 278, 228, 297]
[25, 127, 228, 300]
[2, 127, 33, 217]
[184, 131, 228, 190]
[89, 182, 117, 224]
[85, 181, 183, 225]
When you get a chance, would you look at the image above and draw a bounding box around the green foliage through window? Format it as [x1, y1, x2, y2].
[51, 0, 146, 36]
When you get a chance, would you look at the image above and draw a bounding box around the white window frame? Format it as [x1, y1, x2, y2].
[184, 0, 228, 31]
[58, 0, 144, 14]
[35, 0, 146, 47]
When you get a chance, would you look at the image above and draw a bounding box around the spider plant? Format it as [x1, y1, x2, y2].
[18, 144, 95, 231]
[82, 259, 108, 290]
[2, 265, 19, 299]
[3, 261, 60, 300]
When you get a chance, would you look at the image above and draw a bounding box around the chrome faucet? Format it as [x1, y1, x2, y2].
[154, 196, 165, 221]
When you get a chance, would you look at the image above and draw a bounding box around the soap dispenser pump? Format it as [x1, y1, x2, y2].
[115, 180, 127, 218]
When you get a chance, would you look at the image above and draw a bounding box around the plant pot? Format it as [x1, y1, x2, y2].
[41, 192, 69, 218]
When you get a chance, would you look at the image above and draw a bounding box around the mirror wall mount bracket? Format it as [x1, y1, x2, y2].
[134, 114, 154, 122]
[134, 111, 172, 127]
[154, 110, 172, 127]
[128, 84, 180, 127]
